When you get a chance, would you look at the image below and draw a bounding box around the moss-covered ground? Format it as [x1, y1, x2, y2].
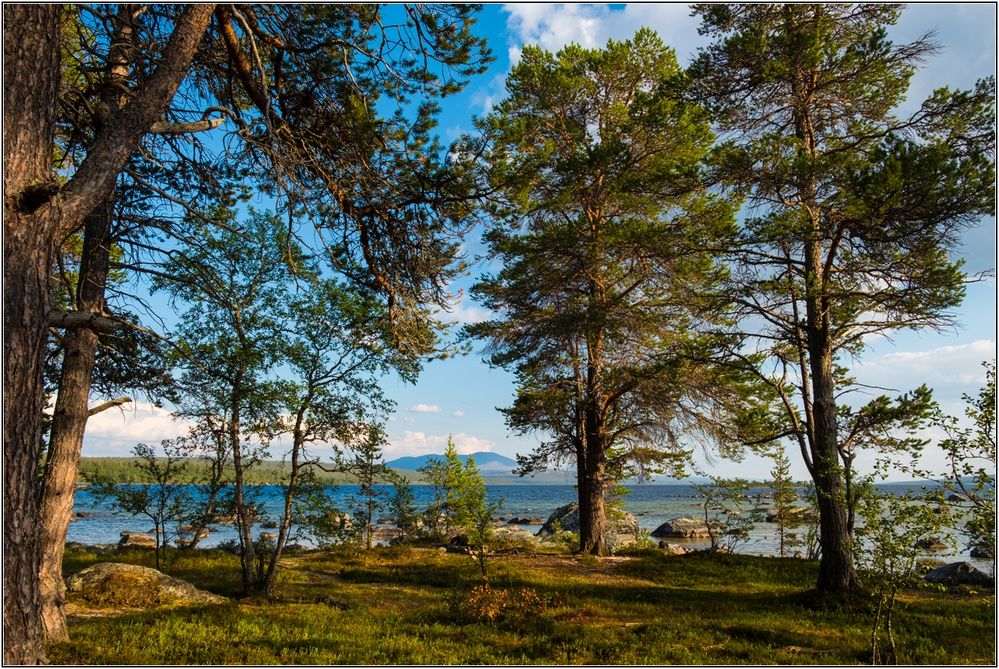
[49, 544, 994, 665]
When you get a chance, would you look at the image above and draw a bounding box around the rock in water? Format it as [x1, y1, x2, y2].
[65, 562, 227, 607]
[536, 502, 639, 551]
[923, 561, 994, 587]
[118, 531, 157, 548]
[970, 544, 995, 560]
[650, 517, 721, 539]
[915, 536, 949, 551]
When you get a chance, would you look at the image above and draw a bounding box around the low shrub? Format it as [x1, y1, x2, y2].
[448, 584, 555, 632]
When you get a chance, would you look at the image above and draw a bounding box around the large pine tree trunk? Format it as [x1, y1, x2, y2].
[810, 346, 860, 591]
[804, 233, 860, 593]
[3, 5, 63, 662]
[4, 221, 57, 665]
[38, 202, 114, 641]
[4, 6, 214, 659]
[577, 410, 609, 556]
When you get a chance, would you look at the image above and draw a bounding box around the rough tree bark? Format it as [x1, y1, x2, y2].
[809, 335, 860, 591]
[4, 7, 69, 662]
[577, 437, 609, 556]
[38, 202, 114, 642]
[578, 397, 609, 556]
[3, 6, 215, 661]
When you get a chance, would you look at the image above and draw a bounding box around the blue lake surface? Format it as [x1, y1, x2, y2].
[67, 482, 988, 566]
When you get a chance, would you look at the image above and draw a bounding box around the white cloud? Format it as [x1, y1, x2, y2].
[385, 431, 495, 458]
[503, 4, 702, 65]
[407, 403, 442, 414]
[452, 410, 465, 417]
[433, 292, 494, 326]
[83, 402, 192, 456]
[471, 73, 509, 114]
[446, 302, 492, 325]
[850, 340, 994, 412]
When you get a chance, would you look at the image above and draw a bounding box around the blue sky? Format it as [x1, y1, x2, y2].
[85, 4, 997, 481]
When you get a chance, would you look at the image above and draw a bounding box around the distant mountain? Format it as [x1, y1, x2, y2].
[387, 451, 518, 473]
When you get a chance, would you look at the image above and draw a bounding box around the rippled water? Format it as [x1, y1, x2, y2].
[67, 482, 990, 568]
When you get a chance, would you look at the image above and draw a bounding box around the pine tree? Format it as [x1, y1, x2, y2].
[691, 3, 995, 592]
[348, 427, 393, 550]
[468, 29, 744, 556]
[770, 446, 798, 558]
[388, 475, 420, 543]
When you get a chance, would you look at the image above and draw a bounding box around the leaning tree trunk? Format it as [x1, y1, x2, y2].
[38, 202, 114, 642]
[5, 6, 215, 658]
[263, 420, 306, 599]
[3, 5, 63, 663]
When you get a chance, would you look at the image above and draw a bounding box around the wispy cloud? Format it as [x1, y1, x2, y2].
[851, 340, 994, 410]
[407, 403, 442, 414]
[385, 431, 496, 458]
[83, 402, 192, 456]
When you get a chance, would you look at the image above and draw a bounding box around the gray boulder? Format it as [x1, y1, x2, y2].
[65, 562, 227, 607]
[491, 525, 539, 546]
[536, 502, 639, 550]
[923, 561, 994, 587]
[657, 541, 692, 555]
[764, 507, 817, 524]
[970, 545, 995, 560]
[650, 517, 720, 539]
[118, 531, 156, 548]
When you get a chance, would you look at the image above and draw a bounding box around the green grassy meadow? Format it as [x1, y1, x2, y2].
[49, 544, 994, 665]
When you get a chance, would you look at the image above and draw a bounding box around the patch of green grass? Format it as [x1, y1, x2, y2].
[49, 544, 995, 665]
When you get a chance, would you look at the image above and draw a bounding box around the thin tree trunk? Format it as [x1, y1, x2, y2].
[229, 379, 257, 594]
[886, 588, 898, 664]
[263, 427, 304, 599]
[871, 596, 883, 664]
[38, 201, 113, 642]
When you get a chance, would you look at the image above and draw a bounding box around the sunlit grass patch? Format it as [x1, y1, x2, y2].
[51, 543, 995, 665]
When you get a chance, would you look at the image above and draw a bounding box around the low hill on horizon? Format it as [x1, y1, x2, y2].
[385, 451, 518, 473]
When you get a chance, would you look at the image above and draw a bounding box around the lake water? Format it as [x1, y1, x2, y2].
[67, 482, 990, 568]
